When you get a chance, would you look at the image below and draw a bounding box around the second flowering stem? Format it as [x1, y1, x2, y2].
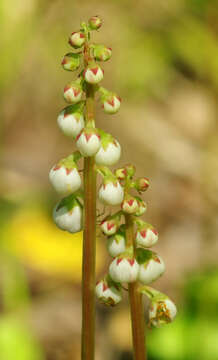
[125, 214, 147, 360]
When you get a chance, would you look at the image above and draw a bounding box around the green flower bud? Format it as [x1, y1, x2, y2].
[69, 31, 85, 48]
[93, 44, 112, 61]
[61, 53, 81, 71]
[88, 15, 102, 30]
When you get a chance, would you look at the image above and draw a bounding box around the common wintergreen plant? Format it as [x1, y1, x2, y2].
[49, 15, 177, 360]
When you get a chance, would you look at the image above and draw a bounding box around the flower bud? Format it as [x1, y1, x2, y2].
[100, 216, 120, 236]
[63, 82, 83, 104]
[109, 255, 139, 283]
[99, 177, 124, 206]
[69, 31, 85, 48]
[84, 63, 104, 84]
[49, 154, 81, 195]
[76, 127, 101, 157]
[121, 195, 139, 214]
[57, 104, 84, 139]
[135, 177, 150, 192]
[107, 229, 126, 257]
[88, 15, 102, 30]
[115, 167, 127, 180]
[101, 93, 121, 114]
[137, 250, 165, 284]
[53, 196, 83, 233]
[96, 277, 122, 306]
[135, 221, 158, 248]
[149, 298, 177, 327]
[95, 131, 121, 166]
[135, 197, 147, 217]
[93, 44, 112, 61]
[125, 164, 136, 178]
[61, 53, 81, 71]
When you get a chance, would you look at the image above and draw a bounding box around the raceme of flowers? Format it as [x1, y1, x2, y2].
[49, 16, 177, 328]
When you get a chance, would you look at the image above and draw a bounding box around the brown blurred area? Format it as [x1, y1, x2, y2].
[1, 0, 218, 359]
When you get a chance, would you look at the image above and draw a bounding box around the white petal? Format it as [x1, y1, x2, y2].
[53, 204, 83, 233]
[57, 111, 84, 138]
[49, 166, 81, 195]
[138, 256, 165, 284]
[76, 133, 100, 156]
[136, 229, 158, 248]
[95, 142, 121, 166]
[99, 182, 124, 205]
[107, 236, 126, 257]
[109, 258, 139, 283]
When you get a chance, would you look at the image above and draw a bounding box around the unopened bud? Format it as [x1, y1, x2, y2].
[107, 228, 126, 257]
[76, 127, 101, 157]
[53, 196, 83, 233]
[69, 31, 85, 48]
[121, 195, 139, 214]
[84, 63, 104, 84]
[63, 82, 83, 104]
[135, 177, 150, 192]
[109, 255, 139, 283]
[99, 177, 124, 206]
[96, 277, 122, 306]
[57, 104, 84, 139]
[88, 16, 102, 30]
[115, 167, 127, 180]
[125, 164, 136, 178]
[93, 44, 112, 61]
[61, 53, 81, 71]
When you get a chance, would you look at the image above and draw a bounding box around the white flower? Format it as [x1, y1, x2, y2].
[99, 181, 124, 205]
[95, 140, 121, 166]
[84, 65, 104, 84]
[69, 31, 85, 48]
[53, 201, 83, 233]
[149, 298, 177, 327]
[57, 108, 84, 138]
[76, 129, 101, 157]
[49, 165, 81, 195]
[101, 219, 119, 236]
[103, 95, 121, 114]
[63, 84, 83, 104]
[121, 196, 139, 214]
[136, 228, 158, 248]
[138, 255, 165, 284]
[109, 257, 139, 283]
[107, 233, 126, 257]
[96, 279, 122, 306]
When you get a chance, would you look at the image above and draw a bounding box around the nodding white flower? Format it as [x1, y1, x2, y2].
[135, 177, 150, 192]
[93, 44, 112, 61]
[49, 155, 81, 195]
[63, 83, 83, 104]
[99, 179, 124, 206]
[95, 132, 121, 166]
[76, 127, 101, 157]
[149, 298, 177, 327]
[101, 93, 121, 114]
[88, 15, 102, 30]
[84, 64, 104, 84]
[69, 31, 85, 48]
[109, 255, 139, 283]
[107, 230, 126, 257]
[138, 253, 165, 284]
[96, 278, 122, 306]
[57, 105, 84, 138]
[61, 53, 81, 71]
[53, 197, 83, 233]
[135, 198, 147, 217]
[136, 223, 158, 248]
[121, 195, 139, 214]
[100, 217, 120, 236]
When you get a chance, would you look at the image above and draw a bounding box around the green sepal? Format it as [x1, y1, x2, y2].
[136, 248, 153, 265]
[56, 194, 82, 212]
[139, 285, 167, 301]
[58, 151, 82, 169]
[98, 129, 117, 151]
[105, 274, 122, 290]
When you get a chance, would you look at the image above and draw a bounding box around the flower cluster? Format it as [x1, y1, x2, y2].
[96, 163, 177, 326]
[50, 15, 176, 330]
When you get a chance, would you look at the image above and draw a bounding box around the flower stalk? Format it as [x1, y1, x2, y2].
[82, 37, 96, 360]
[126, 214, 147, 360]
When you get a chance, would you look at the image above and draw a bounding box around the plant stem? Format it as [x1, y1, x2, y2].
[81, 36, 96, 359]
[125, 214, 147, 360]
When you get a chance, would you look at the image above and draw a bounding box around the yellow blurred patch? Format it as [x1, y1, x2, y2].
[6, 207, 105, 281]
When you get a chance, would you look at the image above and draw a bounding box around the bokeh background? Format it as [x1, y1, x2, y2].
[1, 0, 218, 359]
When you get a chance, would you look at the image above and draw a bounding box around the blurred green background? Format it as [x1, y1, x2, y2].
[0, 0, 218, 359]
